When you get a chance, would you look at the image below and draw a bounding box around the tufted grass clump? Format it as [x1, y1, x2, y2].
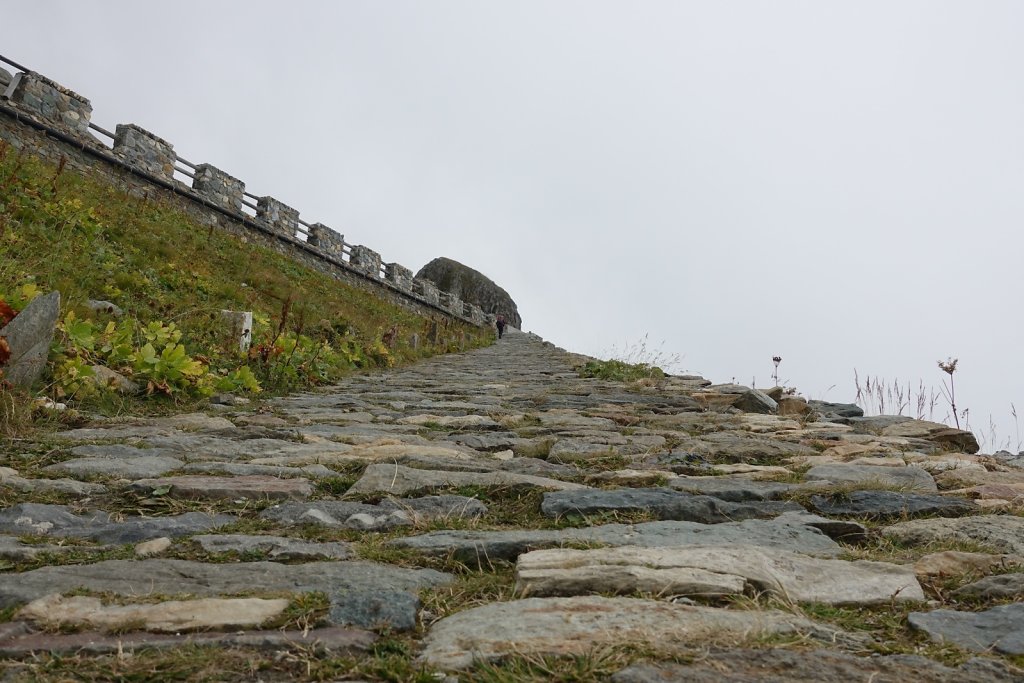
[578, 359, 665, 382]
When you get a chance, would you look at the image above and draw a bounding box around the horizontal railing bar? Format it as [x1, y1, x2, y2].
[0, 54, 30, 74]
[176, 157, 197, 170]
[241, 199, 258, 210]
[88, 122, 115, 139]
[174, 166, 195, 179]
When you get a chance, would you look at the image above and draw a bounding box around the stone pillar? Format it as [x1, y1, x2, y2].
[193, 164, 244, 212]
[4, 72, 92, 136]
[439, 291, 463, 315]
[468, 304, 486, 325]
[384, 263, 413, 291]
[220, 310, 252, 353]
[309, 224, 345, 259]
[113, 124, 176, 179]
[256, 196, 299, 238]
[349, 245, 382, 277]
[413, 278, 440, 305]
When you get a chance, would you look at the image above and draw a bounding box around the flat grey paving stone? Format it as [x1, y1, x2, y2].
[515, 545, 924, 605]
[909, 603, 1024, 655]
[261, 495, 486, 530]
[389, 517, 842, 563]
[192, 534, 353, 560]
[182, 462, 335, 478]
[0, 470, 106, 498]
[0, 558, 452, 609]
[951, 573, 1024, 600]
[130, 475, 312, 501]
[418, 596, 854, 670]
[68, 444, 180, 459]
[541, 488, 803, 523]
[0, 503, 234, 544]
[804, 463, 937, 491]
[44, 455, 185, 479]
[689, 433, 820, 462]
[666, 476, 797, 501]
[345, 463, 586, 496]
[883, 515, 1024, 555]
[0, 622, 376, 657]
[610, 650, 1023, 683]
[809, 490, 974, 520]
[329, 590, 420, 631]
[443, 432, 522, 451]
[139, 435, 356, 461]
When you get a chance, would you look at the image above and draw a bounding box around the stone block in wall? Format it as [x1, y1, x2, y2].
[0, 68, 12, 93]
[467, 304, 486, 325]
[439, 291, 463, 315]
[350, 245, 382, 277]
[413, 278, 440, 305]
[5, 71, 92, 136]
[385, 263, 413, 291]
[256, 196, 299, 238]
[309, 223, 345, 259]
[193, 164, 244, 212]
[113, 124, 176, 179]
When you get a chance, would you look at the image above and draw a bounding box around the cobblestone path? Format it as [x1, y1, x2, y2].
[1, 329, 1022, 681]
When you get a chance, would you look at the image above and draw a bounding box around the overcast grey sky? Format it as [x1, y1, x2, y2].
[4, 1, 1022, 449]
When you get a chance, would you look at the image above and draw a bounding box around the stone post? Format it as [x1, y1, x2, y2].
[350, 245, 382, 277]
[113, 124, 176, 179]
[384, 263, 413, 291]
[193, 164, 244, 212]
[309, 224, 345, 259]
[413, 278, 440, 305]
[256, 196, 299, 238]
[220, 310, 252, 353]
[4, 72, 92, 136]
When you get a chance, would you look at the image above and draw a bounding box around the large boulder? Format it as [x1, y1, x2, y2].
[415, 257, 521, 328]
[0, 291, 60, 387]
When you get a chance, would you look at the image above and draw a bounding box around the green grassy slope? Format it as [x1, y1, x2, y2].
[0, 141, 491, 419]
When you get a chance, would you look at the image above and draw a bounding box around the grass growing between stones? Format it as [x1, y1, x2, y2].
[464, 644, 675, 683]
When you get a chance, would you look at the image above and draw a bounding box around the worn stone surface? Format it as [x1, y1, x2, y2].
[130, 475, 312, 500]
[0, 624, 376, 657]
[1, 322, 1007, 672]
[391, 517, 843, 562]
[18, 593, 289, 632]
[192, 534, 352, 560]
[0, 503, 234, 544]
[809, 490, 973, 520]
[910, 603, 1024, 654]
[883, 515, 1024, 554]
[804, 463, 937, 491]
[610, 650, 1023, 683]
[0, 290, 60, 387]
[329, 590, 420, 631]
[261, 495, 486, 530]
[419, 596, 852, 669]
[951, 573, 1024, 600]
[515, 545, 923, 604]
[540, 488, 802, 523]
[667, 476, 797, 501]
[0, 559, 451, 609]
[346, 462, 584, 496]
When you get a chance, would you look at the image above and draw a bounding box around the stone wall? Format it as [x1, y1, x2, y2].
[0, 62, 482, 327]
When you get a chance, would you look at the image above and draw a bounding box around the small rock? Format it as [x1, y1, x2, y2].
[86, 300, 123, 317]
[134, 537, 172, 557]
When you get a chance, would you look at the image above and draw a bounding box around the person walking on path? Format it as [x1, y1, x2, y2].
[496, 314, 506, 339]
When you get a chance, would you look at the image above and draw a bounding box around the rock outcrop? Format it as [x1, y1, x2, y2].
[415, 257, 521, 328]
